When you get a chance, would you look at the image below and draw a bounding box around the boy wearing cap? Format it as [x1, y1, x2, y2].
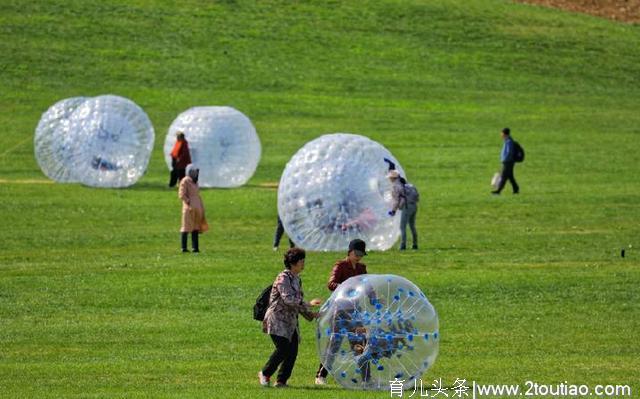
[315, 239, 369, 385]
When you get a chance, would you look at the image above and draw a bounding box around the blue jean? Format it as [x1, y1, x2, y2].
[400, 204, 418, 249]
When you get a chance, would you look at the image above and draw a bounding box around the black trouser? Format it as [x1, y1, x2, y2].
[181, 231, 199, 251]
[169, 168, 186, 187]
[316, 309, 364, 379]
[273, 217, 295, 248]
[496, 161, 519, 193]
[262, 331, 299, 384]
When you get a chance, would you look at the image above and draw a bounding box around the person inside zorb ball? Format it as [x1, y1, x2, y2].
[163, 106, 261, 188]
[34, 95, 155, 188]
[277, 134, 405, 251]
[316, 274, 439, 390]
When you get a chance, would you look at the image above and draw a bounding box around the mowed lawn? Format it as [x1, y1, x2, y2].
[0, 0, 639, 397]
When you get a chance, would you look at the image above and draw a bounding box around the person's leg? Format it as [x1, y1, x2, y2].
[176, 168, 186, 182]
[181, 232, 189, 252]
[316, 363, 329, 378]
[321, 310, 346, 375]
[169, 169, 178, 187]
[399, 209, 408, 250]
[191, 231, 199, 252]
[276, 331, 299, 384]
[409, 207, 418, 249]
[262, 334, 291, 379]
[273, 217, 284, 248]
[509, 164, 519, 193]
[356, 353, 372, 383]
[494, 163, 509, 194]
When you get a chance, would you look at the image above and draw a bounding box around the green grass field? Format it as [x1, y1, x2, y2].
[1, 0, 639, 397]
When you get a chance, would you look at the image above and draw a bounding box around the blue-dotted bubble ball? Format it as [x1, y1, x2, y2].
[277, 133, 404, 251]
[164, 106, 261, 188]
[316, 274, 439, 390]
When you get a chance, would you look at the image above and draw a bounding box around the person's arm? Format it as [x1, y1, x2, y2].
[181, 142, 192, 165]
[327, 263, 343, 291]
[170, 141, 181, 159]
[383, 157, 396, 171]
[501, 141, 512, 162]
[276, 274, 308, 312]
[390, 183, 404, 213]
[178, 180, 190, 205]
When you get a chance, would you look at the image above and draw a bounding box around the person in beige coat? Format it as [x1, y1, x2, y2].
[178, 164, 208, 253]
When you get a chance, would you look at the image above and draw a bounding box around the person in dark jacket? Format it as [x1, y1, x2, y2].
[492, 127, 520, 195]
[315, 239, 369, 385]
[259, 248, 322, 388]
[169, 132, 191, 187]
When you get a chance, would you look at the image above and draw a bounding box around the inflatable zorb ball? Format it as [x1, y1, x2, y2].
[316, 274, 439, 391]
[163, 106, 261, 188]
[34, 97, 88, 182]
[34, 95, 155, 188]
[278, 133, 404, 251]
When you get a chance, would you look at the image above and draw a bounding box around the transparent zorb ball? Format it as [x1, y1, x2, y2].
[64, 95, 155, 188]
[316, 274, 439, 391]
[34, 97, 88, 182]
[163, 106, 261, 188]
[34, 95, 155, 188]
[277, 133, 405, 251]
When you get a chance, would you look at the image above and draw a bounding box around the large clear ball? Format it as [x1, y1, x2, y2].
[65, 95, 155, 188]
[164, 106, 261, 188]
[278, 133, 404, 251]
[34, 95, 155, 188]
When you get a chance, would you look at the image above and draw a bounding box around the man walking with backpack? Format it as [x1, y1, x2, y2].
[492, 127, 522, 195]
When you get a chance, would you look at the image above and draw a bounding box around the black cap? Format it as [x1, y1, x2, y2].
[348, 239, 367, 256]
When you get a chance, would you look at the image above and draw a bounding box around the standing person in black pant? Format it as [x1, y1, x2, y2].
[273, 216, 295, 251]
[315, 239, 369, 385]
[492, 127, 520, 195]
[259, 248, 322, 388]
[169, 132, 191, 187]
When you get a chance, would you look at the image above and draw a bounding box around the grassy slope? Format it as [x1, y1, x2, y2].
[0, 0, 639, 397]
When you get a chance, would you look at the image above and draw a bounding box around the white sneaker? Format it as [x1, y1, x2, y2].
[259, 371, 270, 387]
[315, 376, 327, 385]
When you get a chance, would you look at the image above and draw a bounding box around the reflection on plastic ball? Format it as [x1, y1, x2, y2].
[164, 106, 261, 188]
[34, 95, 155, 188]
[278, 133, 404, 251]
[316, 274, 439, 390]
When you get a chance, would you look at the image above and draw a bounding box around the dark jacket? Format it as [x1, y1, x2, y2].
[327, 258, 367, 291]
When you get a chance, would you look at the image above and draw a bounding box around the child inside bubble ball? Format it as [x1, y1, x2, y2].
[315, 239, 377, 385]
